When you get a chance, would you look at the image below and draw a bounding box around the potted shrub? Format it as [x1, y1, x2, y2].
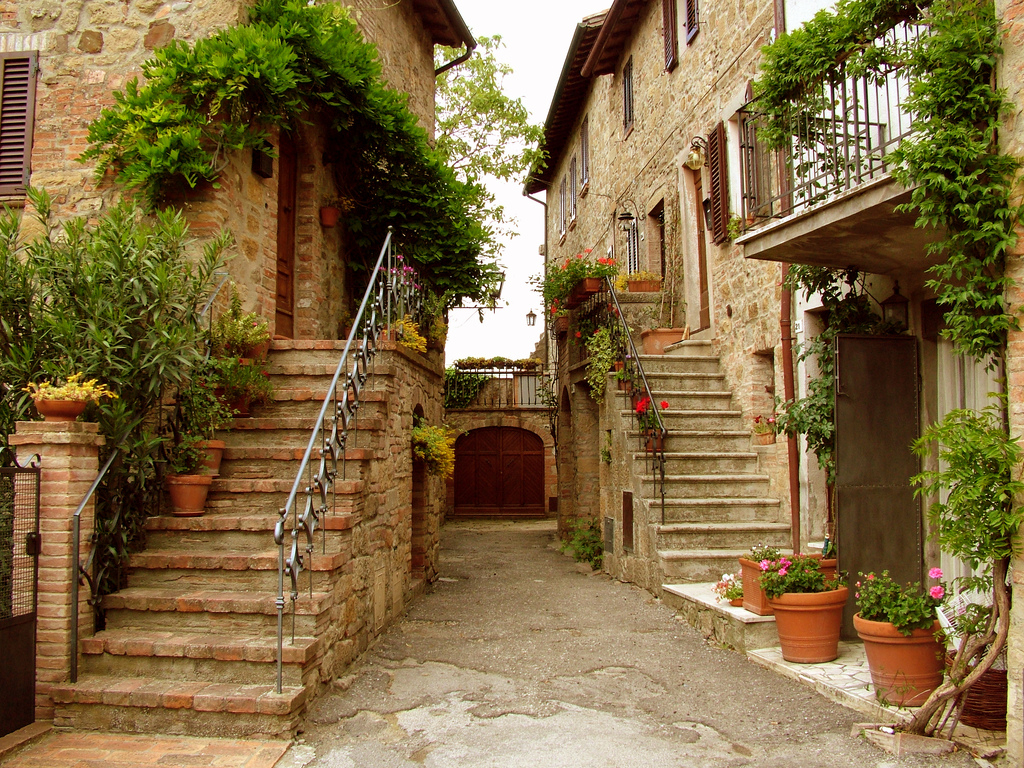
[853, 569, 947, 706]
[739, 543, 782, 615]
[23, 373, 117, 422]
[176, 372, 234, 476]
[713, 572, 744, 606]
[164, 433, 213, 516]
[213, 357, 274, 417]
[752, 414, 777, 445]
[536, 250, 618, 310]
[211, 284, 272, 360]
[411, 419, 456, 478]
[760, 554, 848, 663]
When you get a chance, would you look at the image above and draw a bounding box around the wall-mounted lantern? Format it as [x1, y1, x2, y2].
[685, 136, 708, 170]
[526, 309, 537, 327]
[881, 281, 909, 328]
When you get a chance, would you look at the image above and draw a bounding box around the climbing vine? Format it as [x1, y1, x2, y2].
[81, 0, 500, 304]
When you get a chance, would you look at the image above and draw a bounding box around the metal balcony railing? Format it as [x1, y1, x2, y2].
[444, 367, 553, 410]
[739, 22, 925, 230]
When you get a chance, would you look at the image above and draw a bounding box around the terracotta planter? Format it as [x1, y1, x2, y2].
[198, 439, 226, 477]
[738, 556, 773, 616]
[754, 431, 775, 445]
[165, 473, 213, 517]
[640, 328, 686, 355]
[319, 206, 341, 227]
[554, 315, 570, 334]
[767, 586, 849, 663]
[644, 433, 664, 453]
[855, 615, 944, 706]
[34, 398, 87, 422]
[729, 597, 744, 607]
[627, 279, 661, 292]
[578, 277, 603, 295]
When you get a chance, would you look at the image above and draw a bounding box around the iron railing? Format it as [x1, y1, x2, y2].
[275, 229, 423, 693]
[444, 367, 552, 410]
[738, 22, 924, 230]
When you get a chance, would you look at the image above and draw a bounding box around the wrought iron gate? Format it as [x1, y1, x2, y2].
[0, 453, 41, 737]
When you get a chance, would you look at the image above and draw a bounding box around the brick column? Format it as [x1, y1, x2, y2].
[9, 421, 104, 721]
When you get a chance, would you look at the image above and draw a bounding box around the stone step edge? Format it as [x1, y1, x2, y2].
[145, 513, 357, 533]
[226, 416, 385, 431]
[640, 473, 772, 482]
[128, 549, 347, 573]
[102, 588, 333, 616]
[51, 674, 307, 716]
[656, 521, 792, 533]
[81, 631, 319, 665]
[650, 497, 782, 507]
[659, 549, 767, 560]
[210, 478, 364, 494]
[220, 447, 375, 461]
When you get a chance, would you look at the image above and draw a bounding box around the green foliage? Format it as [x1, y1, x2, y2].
[584, 326, 617, 404]
[561, 516, 603, 570]
[0, 189, 225, 600]
[747, 544, 783, 562]
[411, 419, 456, 478]
[912, 402, 1024, 570]
[443, 368, 489, 409]
[759, 555, 840, 598]
[855, 569, 946, 635]
[166, 432, 207, 475]
[535, 252, 618, 311]
[81, 0, 500, 306]
[211, 285, 271, 359]
[175, 370, 233, 440]
[212, 357, 274, 409]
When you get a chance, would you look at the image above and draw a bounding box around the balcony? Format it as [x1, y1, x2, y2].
[737, 22, 943, 276]
[444, 365, 554, 411]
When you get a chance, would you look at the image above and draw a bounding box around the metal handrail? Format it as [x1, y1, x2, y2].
[274, 229, 424, 693]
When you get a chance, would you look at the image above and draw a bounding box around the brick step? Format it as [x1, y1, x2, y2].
[202, 477, 365, 515]
[622, 389, 734, 411]
[144, 513, 356, 551]
[658, 451, 760, 474]
[217, 446, 377, 480]
[102, 587, 332, 635]
[219, 417, 386, 450]
[639, 473, 771, 499]
[658, 548, 762, 583]
[267, 339, 402, 368]
[52, 674, 306, 737]
[635, 355, 720, 374]
[654, 521, 791, 550]
[80, 630, 319, 688]
[254, 391, 389, 420]
[127, 548, 349, 590]
[652, 497, 785, 524]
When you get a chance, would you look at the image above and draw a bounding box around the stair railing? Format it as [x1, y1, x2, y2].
[275, 228, 423, 693]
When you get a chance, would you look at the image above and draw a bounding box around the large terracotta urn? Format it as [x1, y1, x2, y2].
[768, 586, 849, 663]
[854, 614, 944, 706]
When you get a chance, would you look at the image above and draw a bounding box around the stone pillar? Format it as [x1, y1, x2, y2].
[9, 422, 103, 721]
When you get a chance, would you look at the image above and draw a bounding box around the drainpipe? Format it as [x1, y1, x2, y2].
[525, 188, 549, 371]
[780, 264, 800, 554]
[433, 0, 477, 76]
[434, 42, 476, 76]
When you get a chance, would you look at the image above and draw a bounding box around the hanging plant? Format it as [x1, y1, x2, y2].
[411, 420, 457, 477]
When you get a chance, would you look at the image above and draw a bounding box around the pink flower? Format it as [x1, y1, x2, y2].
[778, 568, 788, 577]
[930, 585, 945, 600]
[866, 573, 875, 580]
[855, 581, 861, 587]
[929, 567, 943, 579]
[759, 559, 770, 571]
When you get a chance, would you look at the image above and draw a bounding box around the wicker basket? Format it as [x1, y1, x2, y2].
[960, 665, 1007, 731]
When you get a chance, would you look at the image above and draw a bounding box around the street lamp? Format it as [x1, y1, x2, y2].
[881, 281, 909, 328]
[526, 309, 537, 327]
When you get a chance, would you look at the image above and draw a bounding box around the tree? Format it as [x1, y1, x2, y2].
[434, 36, 544, 252]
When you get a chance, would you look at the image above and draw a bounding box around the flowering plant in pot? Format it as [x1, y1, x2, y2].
[23, 373, 117, 421]
[176, 371, 234, 475]
[211, 284, 271, 360]
[163, 433, 213, 517]
[212, 356, 274, 417]
[759, 555, 848, 663]
[634, 396, 668, 451]
[853, 569, 947, 706]
[713, 573, 744, 605]
[752, 414, 776, 444]
[535, 250, 618, 308]
[738, 544, 781, 615]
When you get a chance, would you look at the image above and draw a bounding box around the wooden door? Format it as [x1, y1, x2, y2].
[693, 169, 711, 330]
[275, 133, 297, 338]
[453, 427, 545, 517]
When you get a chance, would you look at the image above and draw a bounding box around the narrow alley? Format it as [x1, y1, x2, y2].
[277, 520, 973, 768]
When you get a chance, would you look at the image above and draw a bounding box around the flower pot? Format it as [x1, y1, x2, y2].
[198, 439, 226, 477]
[554, 316, 570, 334]
[578, 277, 603, 296]
[738, 556, 774, 616]
[628, 279, 661, 292]
[754, 431, 775, 445]
[165, 473, 213, 517]
[319, 206, 341, 227]
[644, 433, 664, 453]
[854, 615, 944, 706]
[34, 398, 87, 422]
[729, 597, 744, 607]
[767, 586, 848, 663]
[640, 328, 686, 355]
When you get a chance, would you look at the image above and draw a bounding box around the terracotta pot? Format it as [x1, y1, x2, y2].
[34, 398, 87, 422]
[644, 433, 664, 453]
[767, 586, 849, 663]
[198, 439, 226, 477]
[554, 316, 570, 334]
[628, 279, 661, 292]
[640, 328, 686, 355]
[319, 206, 341, 227]
[754, 431, 775, 445]
[165, 473, 213, 517]
[729, 597, 744, 607]
[738, 556, 773, 616]
[855, 615, 944, 706]
[578, 277, 603, 295]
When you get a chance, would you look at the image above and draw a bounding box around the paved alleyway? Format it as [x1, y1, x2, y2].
[278, 520, 975, 768]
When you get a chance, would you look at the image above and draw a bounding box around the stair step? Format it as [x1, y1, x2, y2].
[654, 521, 791, 550]
[659, 549, 762, 583]
[144, 513, 356, 551]
[127, 549, 349, 589]
[640, 473, 771, 498]
[653, 497, 784, 523]
[103, 587, 332, 616]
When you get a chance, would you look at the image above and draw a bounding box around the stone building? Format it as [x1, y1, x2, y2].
[0, 0, 477, 738]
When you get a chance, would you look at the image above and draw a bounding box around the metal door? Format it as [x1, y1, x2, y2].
[0, 454, 40, 736]
[835, 334, 921, 637]
[452, 427, 545, 517]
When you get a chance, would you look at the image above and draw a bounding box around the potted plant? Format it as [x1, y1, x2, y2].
[535, 250, 618, 310]
[211, 284, 272, 360]
[176, 372, 234, 475]
[738, 543, 782, 615]
[759, 554, 848, 663]
[752, 414, 777, 445]
[164, 433, 214, 516]
[213, 357, 274, 417]
[319, 200, 343, 227]
[616, 270, 662, 293]
[634, 396, 668, 451]
[23, 373, 117, 421]
[853, 569, 947, 706]
[584, 326, 617, 404]
[713, 572, 744, 606]
[411, 419, 456, 477]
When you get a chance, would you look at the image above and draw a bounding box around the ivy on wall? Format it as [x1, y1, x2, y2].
[81, 0, 500, 304]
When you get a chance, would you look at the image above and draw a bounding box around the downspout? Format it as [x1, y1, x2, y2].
[525, 187, 549, 370]
[780, 264, 800, 554]
[434, 42, 476, 76]
[432, 0, 477, 76]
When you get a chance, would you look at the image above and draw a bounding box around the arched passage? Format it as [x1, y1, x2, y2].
[452, 427, 545, 517]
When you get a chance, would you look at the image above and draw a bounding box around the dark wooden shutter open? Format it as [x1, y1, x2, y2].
[0, 53, 36, 196]
[684, 0, 699, 44]
[708, 121, 729, 244]
[663, 0, 678, 71]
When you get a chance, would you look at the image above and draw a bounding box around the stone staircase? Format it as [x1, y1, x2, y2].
[623, 340, 790, 584]
[51, 341, 391, 737]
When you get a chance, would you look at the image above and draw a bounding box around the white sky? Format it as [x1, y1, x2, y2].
[442, 0, 605, 366]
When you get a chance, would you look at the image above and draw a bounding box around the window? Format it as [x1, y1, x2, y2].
[0, 53, 37, 196]
[558, 176, 567, 237]
[569, 157, 578, 223]
[708, 121, 729, 244]
[580, 117, 590, 189]
[663, 0, 678, 70]
[626, 217, 640, 274]
[683, 0, 699, 44]
[622, 57, 634, 134]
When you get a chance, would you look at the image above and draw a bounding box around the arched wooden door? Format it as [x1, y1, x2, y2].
[453, 427, 544, 518]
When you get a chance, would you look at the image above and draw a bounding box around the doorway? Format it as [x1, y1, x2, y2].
[275, 133, 297, 338]
[452, 427, 545, 518]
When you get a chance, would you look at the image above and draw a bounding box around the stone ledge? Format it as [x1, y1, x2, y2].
[663, 582, 777, 653]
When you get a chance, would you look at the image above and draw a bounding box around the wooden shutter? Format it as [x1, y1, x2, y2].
[708, 121, 729, 244]
[684, 0, 699, 44]
[622, 57, 634, 132]
[663, 0, 678, 71]
[0, 53, 36, 196]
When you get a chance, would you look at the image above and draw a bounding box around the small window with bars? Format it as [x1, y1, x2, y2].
[622, 57, 634, 134]
[663, 0, 678, 71]
[0, 53, 38, 197]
